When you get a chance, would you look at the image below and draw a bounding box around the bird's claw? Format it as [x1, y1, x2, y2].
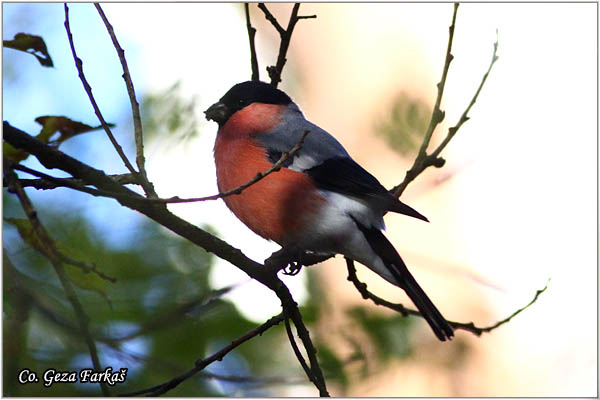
[282, 262, 302, 276]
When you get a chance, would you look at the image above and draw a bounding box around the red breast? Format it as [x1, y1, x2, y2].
[214, 103, 325, 245]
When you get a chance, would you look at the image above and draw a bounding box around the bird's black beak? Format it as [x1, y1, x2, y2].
[204, 101, 229, 126]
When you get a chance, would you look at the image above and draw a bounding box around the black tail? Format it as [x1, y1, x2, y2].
[399, 265, 454, 341]
[355, 221, 454, 341]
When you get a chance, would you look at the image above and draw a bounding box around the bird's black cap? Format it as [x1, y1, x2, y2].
[205, 81, 292, 126]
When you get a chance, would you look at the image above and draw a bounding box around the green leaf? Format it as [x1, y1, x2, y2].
[316, 343, 348, 389]
[4, 218, 112, 306]
[3, 32, 54, 67]
[141, 81, 199, 145]
[347, 306, 414, 362]
[3, 142, 30, 163]
[63, 264, 111, 308]
[4, 218, 48, 254]
[375, 92, 430, 155]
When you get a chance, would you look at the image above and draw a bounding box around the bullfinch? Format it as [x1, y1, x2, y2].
[205, 81, 454, 341]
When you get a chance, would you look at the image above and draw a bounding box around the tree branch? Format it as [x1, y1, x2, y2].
[284, 317, 312, 381]
[57, 252, 117, 283]
[450, 278, 550, 335]
[6, 5, 505, 396]
[391, 3, 499, 198]
[94, 3, 157, 199]
[9, 161, 144, 203]
[280, 290, 329, 396]
[391, 2, 458, 198]
[22, 286, 308, 391]
[120, 313, 286, 396]
[258, 3, 316, 87]
[3, 162, 110, 396]
[4, 171, 138, 190]
[146, 130, 310, 204]
[244, 3, 260, 81]
[9, 130, 310, 207]
[257, 3, 285, 35]
[345, 258, 548, 337]
[3, 122, 264, 280]
[63, 3, 138, 179]
[3, 122, 328, 395]
[429, 30, 499, 160]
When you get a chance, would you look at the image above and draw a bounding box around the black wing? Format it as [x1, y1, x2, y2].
[306, 157, 428, 222]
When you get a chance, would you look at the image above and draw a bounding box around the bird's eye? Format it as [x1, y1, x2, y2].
[238, 99, 247, 106]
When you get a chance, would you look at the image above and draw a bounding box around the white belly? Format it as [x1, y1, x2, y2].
[288, 191, 396, 285]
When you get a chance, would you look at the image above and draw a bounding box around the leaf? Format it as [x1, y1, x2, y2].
[141, 81, 199, 145]
[316, 343, 348, 389]
[34, 116, 113, 145]
[347, 306, 414, 362]
[4, 218, 111, 306]
[3, 32, 54, 67]
[5, 217, 48, 254]
[2, 117, 113, 163]
[63, 264, 111, 308]
[52, 239, 113, 307]
[3, 142, 29, 163]
[375, 92, 430, 156]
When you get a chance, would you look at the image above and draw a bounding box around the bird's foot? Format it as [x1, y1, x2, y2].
[281, 262, 303, 276]
[265, 247, 335, 275]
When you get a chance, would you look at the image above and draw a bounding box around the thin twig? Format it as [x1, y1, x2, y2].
[12, 130, 309, 206]
[16, 283, 310, 392]
[451, 278, 550, 335]
[3, 122, 268, 282]
[103, 337, 313, 389]
[58, 253, 117, 283]
[5, 172, 139, 190]
[120, 313, 286, 396]
[24, 286, 305, 390]
[10, 162, 147, 204]
[346, 258, 411, 316]
[284, 316, 312, 381]
[244, 3, 260, 81]
[257, 3, 285, 35]
[391, 4, 499, 198]
[430, 30, 499, 160]
[280, 290, 329, 396]
[196, 371, 309, 388]
[258, 3, 316, 87]
[4, 122, 329, 396]
[145, 130, 310, 204]
[419, 3, 458, 156]
[269, 2, 298, 87]
[3, 163, 111, 396]
[103, 289, 231, 343]
[94, 3, 158, 199]
[8, 130, 306, 205]
[391, 2, 459, 198]
[101, 333, 315, 390]
[345, 258, 548, 337]
[64, 3, 138, 178]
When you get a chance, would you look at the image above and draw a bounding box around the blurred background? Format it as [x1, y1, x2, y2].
[2, 3, 597, 397]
